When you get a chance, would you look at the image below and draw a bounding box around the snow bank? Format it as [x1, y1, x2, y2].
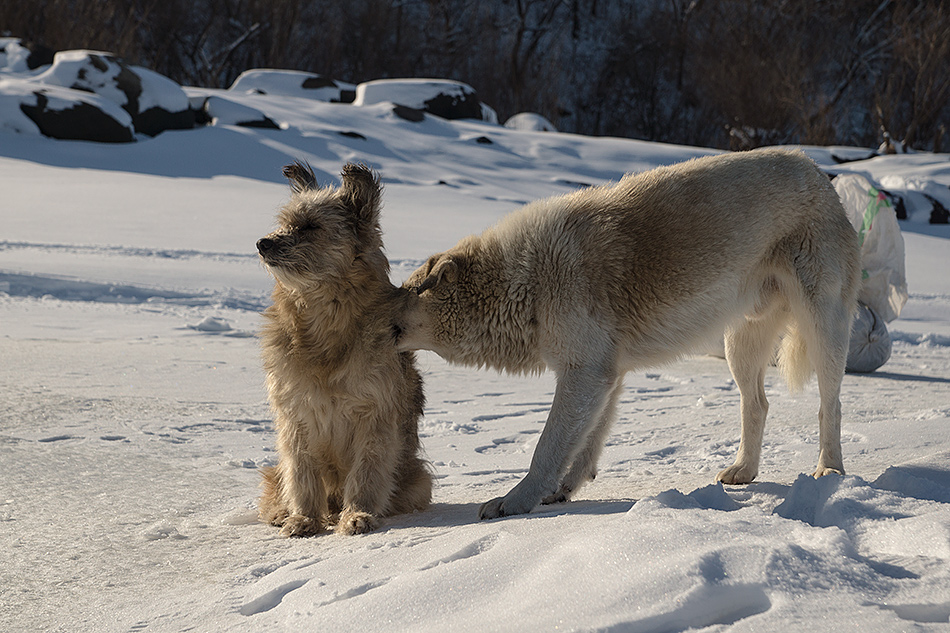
[1, 65, 949, 633]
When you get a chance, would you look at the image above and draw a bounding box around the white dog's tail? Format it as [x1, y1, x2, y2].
[777, 324, 814, 393]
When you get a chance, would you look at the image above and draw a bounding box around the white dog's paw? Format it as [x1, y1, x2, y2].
[717, 463, 757, 485]
[541, 483, 573, 505]
[278, 514, 322, 537]
[336, 510, 378, 535]
[478, 497, 507, 520]
[479, 492, 537, 520]
[812, 466, 844, 479]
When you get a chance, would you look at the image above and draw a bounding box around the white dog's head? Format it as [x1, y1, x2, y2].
[397, 243, 537, 373]
[398, 252, 461, 356]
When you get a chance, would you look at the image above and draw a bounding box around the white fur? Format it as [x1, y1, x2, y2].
[398, 149, 861, 519]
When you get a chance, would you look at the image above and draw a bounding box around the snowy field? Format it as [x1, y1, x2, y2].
[2, 84, 950, 632]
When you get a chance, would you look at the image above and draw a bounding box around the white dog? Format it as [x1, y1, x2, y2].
[397, 149, 861, 520]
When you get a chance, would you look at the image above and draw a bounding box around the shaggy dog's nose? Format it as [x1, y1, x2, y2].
[257, 238, 275, 255]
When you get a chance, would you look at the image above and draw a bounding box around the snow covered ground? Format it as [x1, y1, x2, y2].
[2, 87, 950, 632]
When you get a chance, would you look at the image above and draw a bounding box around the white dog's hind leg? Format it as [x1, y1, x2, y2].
[810, 302, 851, 478]
[542, 377, 624, 504]
[479, 365, 615, 519]
[717, 311, 786, 485]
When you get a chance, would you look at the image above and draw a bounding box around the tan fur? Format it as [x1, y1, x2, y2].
[257, 162, 431, 537]
[398, 149, 861, 520]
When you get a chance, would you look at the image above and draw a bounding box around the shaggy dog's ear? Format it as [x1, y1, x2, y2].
[338, 163, 383, 246]
[340, 163, 383, 230]
[283, 161, 318, 194]
[416, 256, 458, 294]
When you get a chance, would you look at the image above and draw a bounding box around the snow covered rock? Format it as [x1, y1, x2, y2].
[31, 50, 194, 137]
[504, 112, 557, 131]
[228, 69, 356, 103]
[354, 78, 493, 121]
[1, 76, 135, 142]
[0, 37, 53, 73]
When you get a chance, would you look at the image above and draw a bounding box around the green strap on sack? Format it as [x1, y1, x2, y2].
[858, 187, 890, 279]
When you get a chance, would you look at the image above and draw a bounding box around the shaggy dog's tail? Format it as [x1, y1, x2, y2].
[777, 324, 813, 393]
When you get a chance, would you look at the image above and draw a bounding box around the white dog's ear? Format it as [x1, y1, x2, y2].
[340, 163, 382, 229]
[283, 161, 318, 194]
[416, 256, 458, 294]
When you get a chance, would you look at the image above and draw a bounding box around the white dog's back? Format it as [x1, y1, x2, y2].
[472, 149, 856, 378]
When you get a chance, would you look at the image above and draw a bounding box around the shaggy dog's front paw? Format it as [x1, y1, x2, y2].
[278, 514, 322, 537]
[336, 510, 378, 535]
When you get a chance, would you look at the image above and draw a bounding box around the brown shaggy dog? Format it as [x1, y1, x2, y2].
[257, 162, 431, 537]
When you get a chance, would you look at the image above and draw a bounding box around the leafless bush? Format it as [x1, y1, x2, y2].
[3, 0, 949, 150]
[875, 1, 950, 151]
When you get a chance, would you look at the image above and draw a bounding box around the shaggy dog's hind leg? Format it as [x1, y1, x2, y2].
[391, 456, 433, 515]
[258, 466, 288, 526]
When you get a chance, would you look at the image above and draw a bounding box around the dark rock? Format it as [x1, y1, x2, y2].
[423, 90, 482, 120]
[20, 91, 135, 143]
[925, 194, 950, 224]
[879, 188, 908, 220]
[21, 41, 55, 70]
[392, 104, 425, 122]
[237, 118, 280, 130]
[301, 76, 337, 90]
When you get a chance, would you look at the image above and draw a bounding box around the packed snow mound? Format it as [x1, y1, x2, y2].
[0, 38, 33, 73]
[228, 69, 356, 103]
[504, 112, 557, 132]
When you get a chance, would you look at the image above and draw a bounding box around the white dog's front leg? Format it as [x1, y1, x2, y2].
[479, 365, 614, 520]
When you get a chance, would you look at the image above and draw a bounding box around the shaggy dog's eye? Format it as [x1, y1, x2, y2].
[298, 223, 321, 233]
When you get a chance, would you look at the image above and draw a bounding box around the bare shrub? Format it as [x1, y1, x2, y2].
[3, 0, 949, 150]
